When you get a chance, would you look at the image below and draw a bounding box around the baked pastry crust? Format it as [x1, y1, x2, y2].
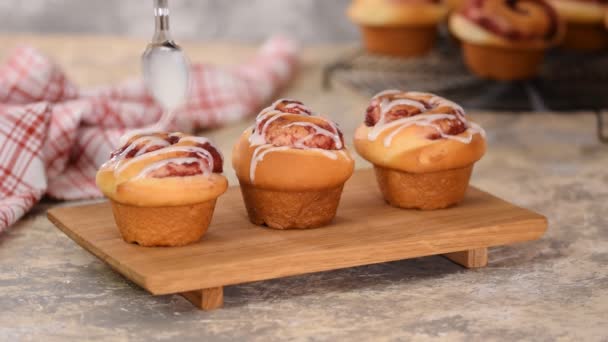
[449, 12, 563, 50]
[96, 131, 227, 246]
[550, 0, 606, 23]
[232, 99, 354, 229]
[375, 165, 473, 209]
[354, 90, 486, 209]
[96, 132, 228, 207]
[355, 123, 485, 173]
[232, 100, 354, 191]
[354, 90, 485, 174]
[449, 0, 564, 50]
[110, 200, 217, 246]
[348, 0, 449, 27]
[233, 130, 354, 191]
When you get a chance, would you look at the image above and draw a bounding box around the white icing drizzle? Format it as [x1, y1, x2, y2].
[107, 133, 220, 179]
[119, 129, 165, 146]
[135, 157, 205, 179]
[114, 136, 170, 160]
[116, 145, 214, 177]
[248, 110, 287, 146]
[179, 135, 224, 163]
[372, 89, 402, 99]
[283, 122, 343, 150]
[249, 145, 290, 182]
[259, 98, 312, 116]
[367, 91, 484, 147]
[381, 99, 427, 114]
[246, 99, 347, 183]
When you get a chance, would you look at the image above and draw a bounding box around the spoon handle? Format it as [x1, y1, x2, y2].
[152, 0, 171, 44]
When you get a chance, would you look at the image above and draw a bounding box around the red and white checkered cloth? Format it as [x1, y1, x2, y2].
[0, 36, 298, 232]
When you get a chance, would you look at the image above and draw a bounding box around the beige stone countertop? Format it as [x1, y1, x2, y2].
[0, 35, 607, 341]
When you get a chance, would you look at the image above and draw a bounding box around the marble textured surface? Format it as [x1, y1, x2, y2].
[0, 36, 607, 341]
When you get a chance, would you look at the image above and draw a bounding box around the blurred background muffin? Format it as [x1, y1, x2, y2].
[348, 0, 449, 57]
[549, 0, 608, 50]
[449, 0, 564, 80]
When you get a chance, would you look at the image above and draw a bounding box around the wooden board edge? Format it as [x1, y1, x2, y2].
[443, 248, 488, 268]
[180, 287, 224, 310]
[47, 208, 150, 291]
[46, 184, 550, 297]
[144, 215, 549, 295]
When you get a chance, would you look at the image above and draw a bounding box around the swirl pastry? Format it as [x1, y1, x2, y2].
[549, 0, 608, 50]
[232, 99, 354, 229]
[347, 0, 449, 57]
[96, 132, 227, 246]
[354, 90, 486, 209]
[449, 0, 564, 80]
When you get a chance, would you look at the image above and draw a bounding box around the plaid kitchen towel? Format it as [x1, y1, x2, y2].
[0, 36, 298, 231]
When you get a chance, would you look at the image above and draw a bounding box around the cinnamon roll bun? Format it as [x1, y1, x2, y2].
[549, 0, 608, 50]
[232, 99, 354, 229]
[354, 90, 486, 210]
[96, 132, 228, 246]
[449, 0, 564, 80]
[348, 0, 449, 57]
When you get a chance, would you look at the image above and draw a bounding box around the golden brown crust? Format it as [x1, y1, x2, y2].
[550, 0, 606, 23]
[562, 21, 608, 50]
[359, 25, 438, 57]
[354, 123, 486, 173]
[461, 42, 546, 80]
[232, 130, 354, 191]
[374, 165, 473, 209]
[110, 199, 217, 247]
[449, 13, 564, 49]
[97, 171, 228, 206]
[348, 0, 449, 27]
[446, 0, 467, 11]
[96, 132, 228, 207]
[355, 91, 483, 210]
[239, 184, 344, 229]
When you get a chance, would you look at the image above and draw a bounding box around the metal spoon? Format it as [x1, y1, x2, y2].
[142, 0, 190, 129]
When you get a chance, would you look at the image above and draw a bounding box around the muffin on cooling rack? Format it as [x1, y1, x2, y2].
[549, 0, 608, 51]
[348, 0, 449, 57]
[354, 90, 486, 210]
[449, 0, 564, 80]
[96, 132, 227, 247]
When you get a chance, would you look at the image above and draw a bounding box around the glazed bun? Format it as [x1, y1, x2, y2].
[96, 131, 228, 246]
[232, 99, 354, 229]
[232, 99, 353, 191]
[355, 90, 485, 173]
[354, 90, 486, 210]
[97, 132, 227, 207]
[450, 0, 564, 49]
[449, 0, 564, 79]
[347, 0, 450, 57]
[548, 0, 608, 50]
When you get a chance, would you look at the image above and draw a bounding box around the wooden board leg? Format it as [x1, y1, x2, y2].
[180, 287, 223, 310]
[443, 248, 488, 268]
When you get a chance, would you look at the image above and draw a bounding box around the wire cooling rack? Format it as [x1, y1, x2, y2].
[323, 37, 608, 142]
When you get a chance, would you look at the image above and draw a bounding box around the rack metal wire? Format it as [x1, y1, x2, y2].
[322, 37, 608, 142]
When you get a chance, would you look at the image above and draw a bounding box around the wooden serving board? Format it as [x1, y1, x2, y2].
[47, 169, 547, 311]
